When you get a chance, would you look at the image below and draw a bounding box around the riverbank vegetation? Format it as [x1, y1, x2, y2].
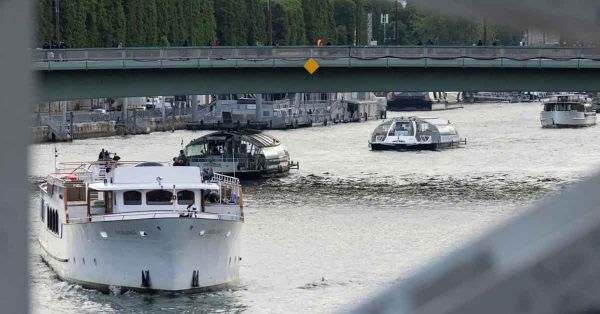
[35, 0, 523, 48]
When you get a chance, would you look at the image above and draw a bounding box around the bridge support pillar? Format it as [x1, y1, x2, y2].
[191, 95, 198, 123]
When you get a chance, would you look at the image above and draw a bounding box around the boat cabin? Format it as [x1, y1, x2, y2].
[370, 117, 463, 150]
[40, 162, 243, 227]
[184, 131, 292, 177]
[543, 95, 594, 113]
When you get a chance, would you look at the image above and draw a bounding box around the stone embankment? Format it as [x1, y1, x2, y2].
[31, 116, 189, 143]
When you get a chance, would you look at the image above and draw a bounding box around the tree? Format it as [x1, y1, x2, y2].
[301, 0, 336, 45]
[214, 0, 247, 45]
[36, 0, 54, 45]
[60, 0, 87, 46]
[244, 0, 267, 45]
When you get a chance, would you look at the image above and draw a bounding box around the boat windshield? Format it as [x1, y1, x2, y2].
[545, 103, 586, 112]
[394, 121, 412, 136]
[373, 122, 393, 137]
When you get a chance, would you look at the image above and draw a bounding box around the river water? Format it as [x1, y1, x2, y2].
[29, 102, 600, 313]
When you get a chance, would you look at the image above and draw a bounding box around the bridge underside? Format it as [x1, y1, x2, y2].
[38, 67, 600, 101]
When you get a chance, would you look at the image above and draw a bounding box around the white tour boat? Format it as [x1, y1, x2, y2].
[38, 160, 244, 293]
[369, 117, 465, 150]
[540, 95, 597, 128]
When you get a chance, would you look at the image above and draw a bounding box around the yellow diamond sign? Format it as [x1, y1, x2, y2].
[304, 58, 320, 75]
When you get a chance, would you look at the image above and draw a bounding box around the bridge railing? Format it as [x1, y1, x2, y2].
[30, 46, 600, 62]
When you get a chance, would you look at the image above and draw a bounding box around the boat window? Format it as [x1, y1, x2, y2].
[123, 191, 143, 205]
[146, 190, 174, 206]
[394, 122, 411, 136]
[436, 125, 458, 135]
[572, 104, 585, 112]
[556, 103, 569, 111]
[544, 104, 555, 111]
[373, 122, 392, 137]
[177, 190, 195, 205]
[186, 143, 208, 157]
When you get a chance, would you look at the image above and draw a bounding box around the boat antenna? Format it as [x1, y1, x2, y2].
[181, 138, 184, 150]
[54, 147, 58, 171]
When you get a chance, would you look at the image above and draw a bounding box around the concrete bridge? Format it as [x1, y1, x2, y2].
[33, 46, 600, 101]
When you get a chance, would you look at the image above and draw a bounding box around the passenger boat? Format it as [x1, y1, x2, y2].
[369, 117, 466, 150]
[183, 131, 298, 179]
[387, 92, 463, 111]
[540, 95, 597, 128]
[38, 160, 244, 293]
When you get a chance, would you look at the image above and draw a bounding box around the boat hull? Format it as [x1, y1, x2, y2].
[369, 142, 461, 151]
[39, 217, 242, 293]
[387, 98, 436, 111]
[540, 112, 597, 128]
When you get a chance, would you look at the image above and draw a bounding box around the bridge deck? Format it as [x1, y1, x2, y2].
[32, 46, 600, 71]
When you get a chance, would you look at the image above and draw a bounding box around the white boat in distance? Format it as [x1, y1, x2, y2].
[38, 160, 244, 293]
[540, 95, 597, 128]
[369, 117, 466, 150]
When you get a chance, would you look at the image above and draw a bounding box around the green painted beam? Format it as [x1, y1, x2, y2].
[37, 67, 600, 101]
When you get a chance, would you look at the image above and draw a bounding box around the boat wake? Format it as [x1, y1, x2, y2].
[244, 173, 570, 208]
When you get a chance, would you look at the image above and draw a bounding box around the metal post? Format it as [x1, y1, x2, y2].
[161, 97, 166, 131]
[188, 0, 193, 46]
[256, 94, 263, 122]
[191, 95, 198, 123]
[395, 0, 399, 45]
[62, 100, 67, 134]
[483, 19, 487, 46]
[267, 0, 273, 45]
[54, 0, 60, 41]
[133, 108, 137, 134]
[122, 97, 128, 124]
[171, 102, 176, 132]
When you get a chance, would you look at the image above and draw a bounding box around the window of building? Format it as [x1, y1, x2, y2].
[146, 190, 174, 206]
[123, 191, 142, 205]
[177, 190, 195, 205]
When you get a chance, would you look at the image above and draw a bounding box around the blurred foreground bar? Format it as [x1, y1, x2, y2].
[354, 171, 600, 314]
[0, 0, 31, 313]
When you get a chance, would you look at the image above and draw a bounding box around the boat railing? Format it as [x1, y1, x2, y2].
[211, 172, 240, 186]
[68, 210, 243, 224]
[189, 156, 264, 171]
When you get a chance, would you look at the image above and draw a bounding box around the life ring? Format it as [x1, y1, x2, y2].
[59, 174, 78, 181]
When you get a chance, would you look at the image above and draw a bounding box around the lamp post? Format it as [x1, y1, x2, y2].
[54, 0, 60, 42]
[395, 0, 407, 45]
[267, 0, 273, 45]
[189, 0, 193, 46]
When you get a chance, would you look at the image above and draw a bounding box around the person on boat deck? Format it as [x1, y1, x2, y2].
[98, 149, 105, 160]
[178, 150, 187, 164]
[112, 153, 121, 162]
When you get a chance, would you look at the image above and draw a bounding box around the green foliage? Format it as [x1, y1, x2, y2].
[35, 0, 524, 48]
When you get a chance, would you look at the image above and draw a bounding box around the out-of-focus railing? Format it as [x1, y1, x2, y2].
[31, 46, 600, 64]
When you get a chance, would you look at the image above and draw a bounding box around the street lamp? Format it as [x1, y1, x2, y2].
[267, 0, 273, 45]
[54, 0, 60, 42]
[395, 0, 407, 45]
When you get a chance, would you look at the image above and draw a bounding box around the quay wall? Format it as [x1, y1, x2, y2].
[146, 115, 188, 132]
[32, 126, 49, 143]
[31, 116, 190, 143]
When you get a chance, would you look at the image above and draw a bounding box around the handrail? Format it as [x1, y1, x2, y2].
[31, 46, 600, 64]
[68, 209, 243, 224]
